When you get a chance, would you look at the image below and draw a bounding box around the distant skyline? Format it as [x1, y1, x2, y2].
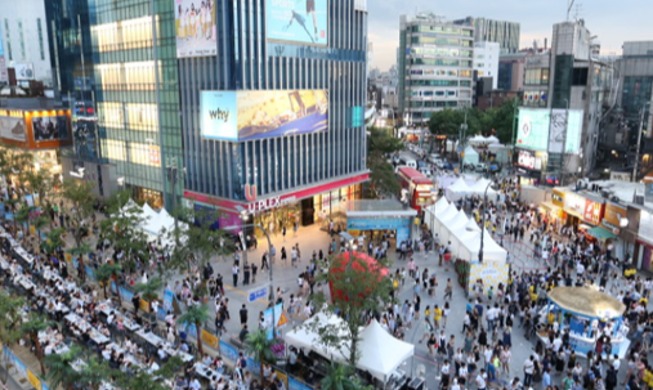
[368, 0, 653, 71]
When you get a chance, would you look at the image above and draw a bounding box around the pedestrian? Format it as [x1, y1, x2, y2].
[232, 263, 239, 287]
[444, 278, 453, 300]
[523, 355, 535, 387]
[251, 263, 258, 283]
[261, 252, 269, 270]
[243, 264, 251, 285]
[239, 304, 248, 326]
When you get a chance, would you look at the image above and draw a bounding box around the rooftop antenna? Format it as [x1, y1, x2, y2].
[573, 3, 583, 21]
[567, 0, 575, 21]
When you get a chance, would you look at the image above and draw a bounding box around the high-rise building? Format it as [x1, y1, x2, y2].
[0, 0, 53, 86]
[398, 13, 474, 124]
[181, 0, 370, 228]
[473, 41, 500, 90]
[618, 41, 653, 128]
[514, 20, 613, 185]
[88, 0, 182, 208]
[454, 17, 520, 54]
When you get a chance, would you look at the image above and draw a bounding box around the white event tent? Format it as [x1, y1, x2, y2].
[357, 320, 415, 382]
[285, 316, 414, 383]
[117, 199, 188, 245]
[445, 177, 472, 201]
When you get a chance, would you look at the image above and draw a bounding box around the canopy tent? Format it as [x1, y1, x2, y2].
[435, 203, 459, 237]
[112, 199, 187, 246]
[434, 174, 458, 190]
[441, 210, 469, 245]
[456, 228, 507, 263]
[445, 177, 472, 201]
[357, 320, 415, 382]
[462, 146, 480, 166]
[284, 312, 349, 363]
[468, 135, 501, 146]
[486, 135, 500, 145]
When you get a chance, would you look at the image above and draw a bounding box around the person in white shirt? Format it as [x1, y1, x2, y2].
[475, 369, 487, 390]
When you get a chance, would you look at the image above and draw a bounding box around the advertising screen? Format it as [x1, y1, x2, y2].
[0, 114, 26, 142]
[175, 0, 217, 58]
[32, 115, 68, 142]
[201, 90, 328, 141]
[548, 109, 583, 154]
[266, 0, 328, 46]
[73, 119, 98, 160]
[517, 108, 550, 151]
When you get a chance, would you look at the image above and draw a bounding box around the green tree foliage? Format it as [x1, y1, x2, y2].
[428, 99, 518, 144]
[366, 127, 403, 198]
[61, 179, 95, 248]
[0, 293, 24, 385]
[95, 262, 122, 299]
[321, 362, 372, 390]
[313, 252, 392, 367]
[244, 329, 274, 379]
[20, 313, 52, 375]
[177, 304, 210, 355]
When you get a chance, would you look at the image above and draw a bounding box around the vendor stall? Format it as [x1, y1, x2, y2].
[541, 286, 630, 358]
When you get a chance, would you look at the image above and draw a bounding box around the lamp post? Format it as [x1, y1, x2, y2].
[478, 181, 496, 264]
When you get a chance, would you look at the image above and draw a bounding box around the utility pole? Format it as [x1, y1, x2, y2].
[633, 103, 649, 182]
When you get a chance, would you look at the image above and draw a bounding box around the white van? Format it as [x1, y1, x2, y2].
[399, 157, 417, 169]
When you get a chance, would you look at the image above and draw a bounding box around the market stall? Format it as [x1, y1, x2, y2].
[541, 286, 630, 358]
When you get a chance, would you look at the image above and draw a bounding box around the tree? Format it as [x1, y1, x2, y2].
[14, 204, 31, 238]
[44, 345, 82, 390]
[366, 127, 403, 198]
[95, 262, 122, 299]
[244, 329, 274, 379]
[68, 242, 93, 284]
[114, 356, 182, 390]
[313, 252, 392, 367]
[428, 109, 468, 136]
[42, 227, 65, 256]
[321, 362, 371, 390]
[22, 169, 52, 207]
[20, 313, 52, 375]
[0, 293, 25, 386]
[61, 179, 95, 248]
[177, 304, 210, 355]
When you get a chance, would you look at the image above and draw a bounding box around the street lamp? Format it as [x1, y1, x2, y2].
[478, 180, 497, 264]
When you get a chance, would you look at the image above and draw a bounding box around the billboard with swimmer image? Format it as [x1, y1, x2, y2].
[200, 89, 328, 142]
[266, 0, 328, 46]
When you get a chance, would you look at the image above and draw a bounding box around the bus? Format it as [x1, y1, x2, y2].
[397, 166, 434, 212]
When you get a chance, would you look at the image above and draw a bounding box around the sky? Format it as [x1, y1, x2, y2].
[368, 0, 653, 71]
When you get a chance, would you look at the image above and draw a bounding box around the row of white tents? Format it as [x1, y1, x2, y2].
[444, 176, 498, 202]
[423, 197, 507, 263]
[285, 313, 414, 384]
[119, 199, 189, 245]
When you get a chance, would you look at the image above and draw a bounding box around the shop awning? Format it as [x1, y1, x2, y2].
[587, 226, 617, 241]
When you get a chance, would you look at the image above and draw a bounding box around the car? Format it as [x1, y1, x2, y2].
[475, 163, 488, 173]
[429, 153, 441, 164]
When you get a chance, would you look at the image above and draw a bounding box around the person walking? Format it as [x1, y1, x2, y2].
[232, 263, 239, 287]
[239, 304, 248, 326]
[523, 355, 535, 387]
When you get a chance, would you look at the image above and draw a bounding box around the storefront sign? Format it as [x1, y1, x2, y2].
[583, 200, 603, 225]
[602, 203, 627, 230]
[518, 150, 536, 170]
[639, 209, 653, 244]
[247, 196, 282, 213]
[552, 189, 565, 207]
[564, 192, 585, 218]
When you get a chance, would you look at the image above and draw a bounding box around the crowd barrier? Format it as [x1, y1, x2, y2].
[2, 345, 50, 390]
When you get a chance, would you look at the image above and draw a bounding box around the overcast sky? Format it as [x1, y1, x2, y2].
[368, 0, 653, 71]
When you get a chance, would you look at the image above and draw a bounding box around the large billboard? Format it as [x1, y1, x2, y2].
[73, 119, 98, 160]
[517, 108, 549, 151]
[266, 0, 328, 46]
[32, 115, 68, 142]
[548, 109, 583, 154]
[517, 108, 583, 153]
[175, 0, 217, 58]
[0, 114, 26, 142]
[201, 90, 328, 142]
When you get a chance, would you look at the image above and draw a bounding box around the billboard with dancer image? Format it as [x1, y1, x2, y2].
[175, 0, 217, 58]
[32, 115, 69, 142]
[266, 0, 328, 46]
[201, 89, 328, 141]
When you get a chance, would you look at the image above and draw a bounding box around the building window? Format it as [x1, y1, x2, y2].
[18, 20, 25, 60]
[104, 139, 127, 162]
[37, 18, 45, 60]
[3, 19, 12, 61]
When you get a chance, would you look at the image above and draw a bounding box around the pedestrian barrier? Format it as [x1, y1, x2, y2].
[2, 345, 50, 390]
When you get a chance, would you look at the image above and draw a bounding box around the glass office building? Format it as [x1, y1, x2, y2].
[88, 0, 183, 208]
[181, 0, 370, 229]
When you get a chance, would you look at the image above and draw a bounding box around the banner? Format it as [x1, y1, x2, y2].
[201, 328, 219, 350]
